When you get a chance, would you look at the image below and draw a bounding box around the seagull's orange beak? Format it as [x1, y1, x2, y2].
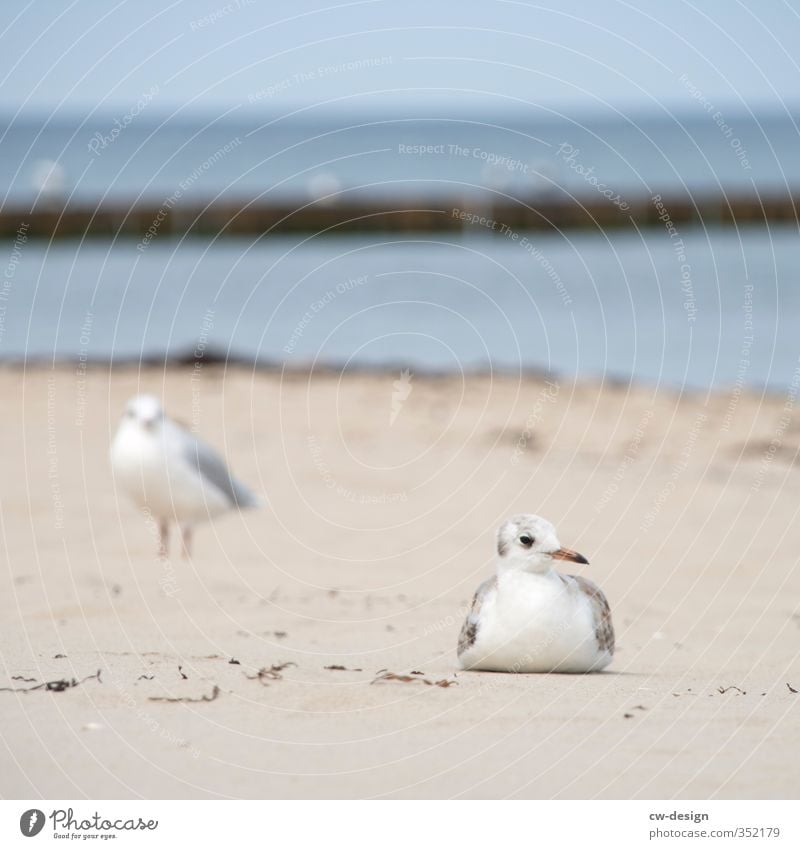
[552, 547, 589, 565]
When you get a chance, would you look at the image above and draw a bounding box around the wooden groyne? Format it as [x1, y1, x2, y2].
[1, 191, 797, 241]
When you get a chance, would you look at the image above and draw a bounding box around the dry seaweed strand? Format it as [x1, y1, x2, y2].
[245, 662, 297, 686]
[149, 685, 221, 704]
[371, 671, 457, 688]
[0, 670, 102, 694]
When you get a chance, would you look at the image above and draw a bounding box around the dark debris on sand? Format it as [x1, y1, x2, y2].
[245, 662, 296, 686]
[149, 685, 221, 704]
[371, 671, 457, 688]
[0, 670, 102, 694]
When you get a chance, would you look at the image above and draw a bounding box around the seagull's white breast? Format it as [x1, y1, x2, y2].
[459, 570, 611, 673]
[110, 421, 230, 522]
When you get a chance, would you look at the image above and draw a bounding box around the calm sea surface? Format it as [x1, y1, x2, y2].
[2, 112, 798, 389]
[1, 225, 796, 391]
[2, 111, 799, 203]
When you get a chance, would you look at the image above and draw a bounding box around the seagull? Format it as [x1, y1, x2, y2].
[110, 394, 260, 558]
[457, 514, 614, 673]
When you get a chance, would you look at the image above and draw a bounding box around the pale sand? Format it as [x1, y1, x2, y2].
[1, 365, 799, 799]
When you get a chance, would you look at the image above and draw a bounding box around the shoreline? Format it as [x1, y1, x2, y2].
[0, 360, 790, 399]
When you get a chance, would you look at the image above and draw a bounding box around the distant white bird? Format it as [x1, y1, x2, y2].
[31, 159, 66, 201]
[110, 395, 259, 558]
[458, 514, 614, 673]
[307, 172, 341, 203]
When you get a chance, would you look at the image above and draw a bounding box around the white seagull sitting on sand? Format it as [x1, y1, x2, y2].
[458, 514, 614, 673]
[110, 394, 260, 558]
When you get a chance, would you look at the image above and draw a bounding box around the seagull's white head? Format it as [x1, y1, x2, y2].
[496, 513, 588, 574]
[123, 394, 165, 432]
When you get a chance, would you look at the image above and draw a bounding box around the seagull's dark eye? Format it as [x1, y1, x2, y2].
[519, 535, 534, 547]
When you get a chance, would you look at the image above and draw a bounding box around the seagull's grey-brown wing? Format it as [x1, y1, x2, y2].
[570, 574, 615, 655]
[457, 576, 497, 657]
[182, 433, 259, 509]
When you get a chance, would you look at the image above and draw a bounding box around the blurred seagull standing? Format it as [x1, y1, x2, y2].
[458, 514, 614, 673]
[110, 395, 260, 558]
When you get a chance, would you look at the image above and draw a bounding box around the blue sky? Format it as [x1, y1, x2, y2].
[2, 0, 799, 117]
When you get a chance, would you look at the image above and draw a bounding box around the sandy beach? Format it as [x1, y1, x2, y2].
[1, 364, 799, 799]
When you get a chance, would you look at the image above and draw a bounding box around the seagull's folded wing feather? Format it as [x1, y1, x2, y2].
[569, 574, 615, 656]
[457, 575, 497, 657]
[182, 434, 259, 509]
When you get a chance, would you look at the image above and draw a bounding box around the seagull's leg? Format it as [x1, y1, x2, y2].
[158, 520, 169, 559]
[181, 525, 193, 560]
